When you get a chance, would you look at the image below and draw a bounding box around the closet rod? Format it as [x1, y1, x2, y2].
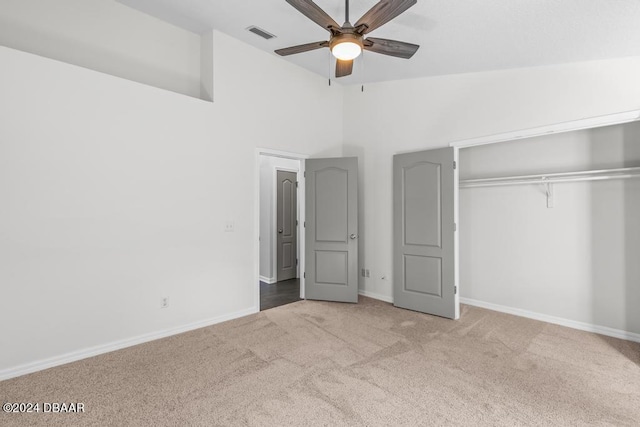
[460, 166, 640, 188]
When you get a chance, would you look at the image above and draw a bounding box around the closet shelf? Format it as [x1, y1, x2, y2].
[460, 166, 640, 188]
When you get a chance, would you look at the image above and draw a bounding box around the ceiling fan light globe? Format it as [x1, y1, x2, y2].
[331, 41, 362, 60]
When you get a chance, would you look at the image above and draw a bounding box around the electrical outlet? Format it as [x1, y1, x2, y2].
[224, 221, 235, 232]
[361, 268, 366, 277]
[365, 269, 370, 278]
[161, 297, 169, 308]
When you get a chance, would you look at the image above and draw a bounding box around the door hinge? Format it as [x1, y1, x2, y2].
[296, 258, 298, 265]
[454, 223, 457, 232]
[304, 272, 306, 278]
[453, 161, 457, 170]
[304, 221, 306, 228]
[304, 171, 306, 178]
[296, 181, 298, 188]
[296, 219, 299, 226]
[454, 286, 457, 295]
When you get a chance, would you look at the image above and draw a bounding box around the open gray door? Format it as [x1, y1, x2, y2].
[305, 157, 358, 303]
[393, 147, 459, 319]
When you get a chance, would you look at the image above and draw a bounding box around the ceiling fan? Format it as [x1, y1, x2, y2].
[275, 0, 420, 78]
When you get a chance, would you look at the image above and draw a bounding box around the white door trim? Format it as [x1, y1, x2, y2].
[449, 109, 640, 148]
[453, 147, 460, 317]
[255, 148, 309, 311]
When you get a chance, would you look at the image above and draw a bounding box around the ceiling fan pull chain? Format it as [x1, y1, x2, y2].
[328, 48, 332, 86]
[361, 50, 365, 92]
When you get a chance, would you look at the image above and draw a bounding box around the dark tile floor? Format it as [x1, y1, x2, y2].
[260, 278, 301, 311]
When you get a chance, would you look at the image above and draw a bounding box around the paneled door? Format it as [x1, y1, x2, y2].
[305, 157, 358, 303]
[276, 170, 298, 282]
[393, 147, 459, 319]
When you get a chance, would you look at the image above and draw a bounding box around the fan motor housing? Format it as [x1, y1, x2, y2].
[329, 33, 364, 52]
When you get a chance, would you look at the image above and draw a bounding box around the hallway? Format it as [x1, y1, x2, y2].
[260, 279, 301, 311]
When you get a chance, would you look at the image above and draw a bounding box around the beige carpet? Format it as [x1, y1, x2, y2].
[1, 297, 639, 426]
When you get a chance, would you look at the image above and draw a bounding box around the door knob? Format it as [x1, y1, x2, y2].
[350, 234, 358, 239]
[278, 229, 283, 233]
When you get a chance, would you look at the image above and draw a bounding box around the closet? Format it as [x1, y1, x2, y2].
[457, 121, 640, 338]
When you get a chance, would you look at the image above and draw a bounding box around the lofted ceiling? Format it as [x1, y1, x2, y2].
[117, 0, 640, 85]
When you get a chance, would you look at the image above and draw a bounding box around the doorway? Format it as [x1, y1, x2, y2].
[257, 149, 306, 311]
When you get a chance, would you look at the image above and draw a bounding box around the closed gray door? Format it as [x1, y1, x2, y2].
[277, 170, 298, 282]
[393, 147, 459, 319]
[305, 157, 358, 303]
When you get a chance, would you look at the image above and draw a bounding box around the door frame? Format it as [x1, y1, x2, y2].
[448, 109, 640, 149]
[273, 167, 300, 282]
[255, 148, 309, 311]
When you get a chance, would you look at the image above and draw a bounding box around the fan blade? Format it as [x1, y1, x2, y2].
[275, 41, 329, 56]
[286, 0, 340, 32]
[355, 0, 417, 34]
[335, 59, 353, 78]
[364, 37, 419, 59]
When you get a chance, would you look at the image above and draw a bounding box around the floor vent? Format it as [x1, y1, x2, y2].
[247, 26, 276, 40]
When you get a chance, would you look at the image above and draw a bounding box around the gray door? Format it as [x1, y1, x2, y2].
[393, 147, 459, 319]
[277, 170, 298, 282]
[305, 157, 358, 303]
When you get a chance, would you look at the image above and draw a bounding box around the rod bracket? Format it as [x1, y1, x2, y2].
[542, 177, 554, 208]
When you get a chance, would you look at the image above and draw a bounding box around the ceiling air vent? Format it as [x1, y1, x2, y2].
[247, 26, 276, 40]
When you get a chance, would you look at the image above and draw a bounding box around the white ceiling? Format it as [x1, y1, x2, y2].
[117, 0, 640, 85]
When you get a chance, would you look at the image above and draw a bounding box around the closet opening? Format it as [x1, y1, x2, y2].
[455, 118, 640, 342]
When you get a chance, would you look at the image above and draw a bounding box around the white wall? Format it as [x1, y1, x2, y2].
[0, 29, 343, 377]
[200, 30, 214, 102]
[343, 57, 640, 334]
[259, 156, 300, 283]
[460, 124, 640, 334]
[0, 0, 202, 98]
[3, 2, 640, 378]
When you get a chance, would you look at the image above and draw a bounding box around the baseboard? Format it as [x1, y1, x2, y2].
[460, 297, 640, 343]
[6, 298, 636, 382]
[354, 292, 640, 343]
[358, 289, 394, 304]
[0, 307, 258, 382]
[259, 275, 277, 284]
